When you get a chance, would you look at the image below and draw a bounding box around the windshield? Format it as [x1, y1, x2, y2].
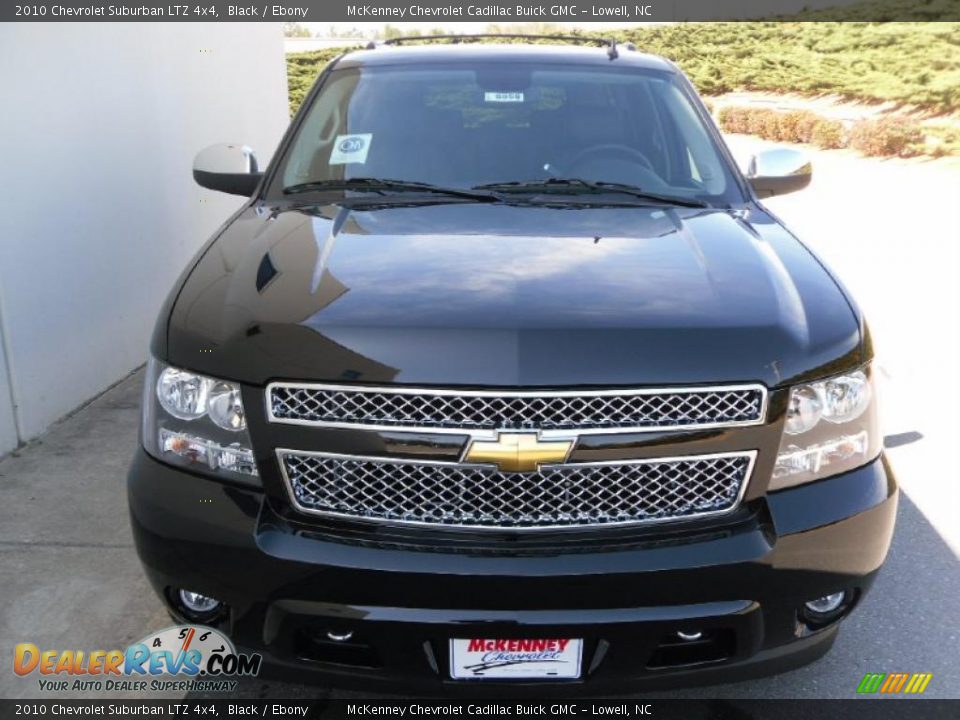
[271, 61, 743, 206]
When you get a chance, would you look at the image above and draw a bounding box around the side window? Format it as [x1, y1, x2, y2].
[282, 73, 360, 186]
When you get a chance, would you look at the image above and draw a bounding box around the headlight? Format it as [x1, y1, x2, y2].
[771, 366, 880, 490]
[784, 385, 822, 435]
[820, 371, 871, 423]
[206, 381, 247, 431]
[157, 367, 211, 420]
[142, 358, 258, 482]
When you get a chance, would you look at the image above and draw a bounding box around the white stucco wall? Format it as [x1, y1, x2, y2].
[0, 335, 16, 454]
[0, 23, 290, 454]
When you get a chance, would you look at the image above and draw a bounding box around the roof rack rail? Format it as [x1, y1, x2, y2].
[372, 34, 635, 60]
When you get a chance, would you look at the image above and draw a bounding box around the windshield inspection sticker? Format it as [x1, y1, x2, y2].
[329, 134, 372, 164]
[484, 92, 524, 103]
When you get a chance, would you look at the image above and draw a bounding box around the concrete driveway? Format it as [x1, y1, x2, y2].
[1, 139, 957, 700]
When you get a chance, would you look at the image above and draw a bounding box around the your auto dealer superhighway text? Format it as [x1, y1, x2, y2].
[347, 5, 652, 18]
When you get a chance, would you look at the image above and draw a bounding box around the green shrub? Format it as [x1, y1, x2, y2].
[811, 119, 848, 149]
[848, 117, 925, 156]
[288, 23, 960, 117]
[758, 110, 785, 140]
[746, 109, 776, 138]
[924, 124, 960, 156]
[286, 47, 356, 115]
[742, 109, 763, 135]
[715, 104, 951, 157]
[286, 34, 956, 158]
[718, 106, 749, 133]
[778, 110, 821, 143]
[618, 22, 960, 114]
[719, 106, 843, 146]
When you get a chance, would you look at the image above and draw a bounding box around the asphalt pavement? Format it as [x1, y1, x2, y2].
[0, 138, 957, 700]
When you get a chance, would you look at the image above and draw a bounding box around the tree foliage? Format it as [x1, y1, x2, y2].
[283, 22, 311, 38]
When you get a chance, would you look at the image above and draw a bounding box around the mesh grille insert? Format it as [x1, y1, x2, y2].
[279, 452, 754, 530]
[269, 385, 765, 431]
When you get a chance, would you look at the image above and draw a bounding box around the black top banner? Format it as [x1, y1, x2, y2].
[4, 0, 960, 22]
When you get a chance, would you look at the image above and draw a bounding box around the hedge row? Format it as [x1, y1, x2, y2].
[287, 21, 960, 116]
[287, 47, 351, 115]
[716, 105, 930, 157]
[848, 116, 927, 156]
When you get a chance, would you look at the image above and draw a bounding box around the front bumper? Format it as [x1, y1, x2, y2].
[128, 449, 896, 695]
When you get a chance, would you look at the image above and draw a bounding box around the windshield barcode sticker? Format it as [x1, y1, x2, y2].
[484, 92, 524, 103]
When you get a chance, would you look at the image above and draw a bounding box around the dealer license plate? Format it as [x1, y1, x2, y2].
[449, 638, 582, 680]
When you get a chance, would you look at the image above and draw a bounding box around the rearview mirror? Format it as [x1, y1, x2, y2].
[746, 148, 812, 199]
[193, 144, 262, 196]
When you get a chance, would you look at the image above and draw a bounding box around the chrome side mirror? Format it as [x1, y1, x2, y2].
[193, 144, 262, 196]
[746, 148, 812, 199]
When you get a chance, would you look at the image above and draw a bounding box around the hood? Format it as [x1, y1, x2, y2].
[162, 202, 861, 388]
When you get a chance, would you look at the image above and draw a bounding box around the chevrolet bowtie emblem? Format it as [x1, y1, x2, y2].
[464, 432, 574, 473]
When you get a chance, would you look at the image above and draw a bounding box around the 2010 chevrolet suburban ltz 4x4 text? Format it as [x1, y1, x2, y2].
[128, 37, 897, 693]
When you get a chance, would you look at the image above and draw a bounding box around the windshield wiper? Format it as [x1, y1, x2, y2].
[283, 178, 499, 202]
[475, 179, 707, 208]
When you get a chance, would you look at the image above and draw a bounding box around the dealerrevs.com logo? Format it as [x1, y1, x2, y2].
[14, 625, 261, 693]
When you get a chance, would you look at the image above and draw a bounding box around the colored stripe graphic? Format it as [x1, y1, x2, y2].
[880, 673, 898, 693]
[857, 672, 932, 694]
[905, 673, 933, 694]
[857, 673, 885, 693]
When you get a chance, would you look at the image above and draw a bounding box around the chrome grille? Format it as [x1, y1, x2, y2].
[267, 383, 766, 433]
[278, 451, 755, 530]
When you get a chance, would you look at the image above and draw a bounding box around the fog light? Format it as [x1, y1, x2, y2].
[178, 589, 222, 615]
[804, 592, 845, 615]
[677, 631, 703, 641]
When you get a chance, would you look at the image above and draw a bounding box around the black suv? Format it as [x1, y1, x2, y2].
[128, 38, 896, 693]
